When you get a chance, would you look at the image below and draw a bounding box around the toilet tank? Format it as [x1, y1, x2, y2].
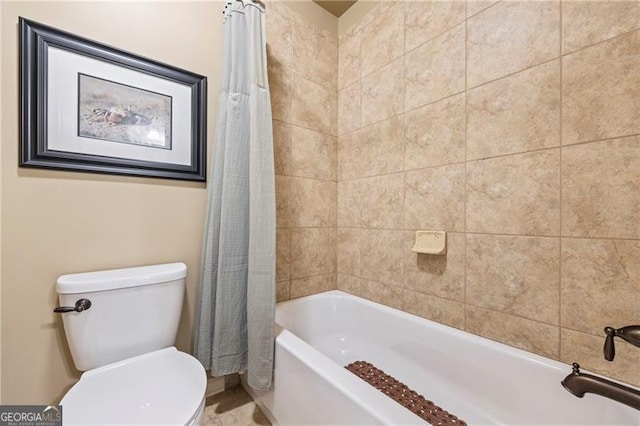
[56, 263, 187, 371]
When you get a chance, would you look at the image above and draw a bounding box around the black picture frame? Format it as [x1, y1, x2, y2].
[19, 17, 207, 182]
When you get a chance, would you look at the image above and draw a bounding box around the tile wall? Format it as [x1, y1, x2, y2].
[336, 1, 640, 386]
[266, 2, 339, 302]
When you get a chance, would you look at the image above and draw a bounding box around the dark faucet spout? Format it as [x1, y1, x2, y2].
[562, 363, 640, 411]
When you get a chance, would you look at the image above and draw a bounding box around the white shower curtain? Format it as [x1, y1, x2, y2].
[194, 0, 275, 390]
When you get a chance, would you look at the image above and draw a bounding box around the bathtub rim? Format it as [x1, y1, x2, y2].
[276, 290, 640, 392]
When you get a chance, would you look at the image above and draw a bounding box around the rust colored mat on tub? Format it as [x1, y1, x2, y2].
[345, 361, 467, 425]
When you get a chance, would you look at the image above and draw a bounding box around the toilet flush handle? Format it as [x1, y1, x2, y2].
[53, 299, 92, 313]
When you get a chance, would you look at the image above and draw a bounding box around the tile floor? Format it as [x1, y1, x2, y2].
[203, 385, 271, 426]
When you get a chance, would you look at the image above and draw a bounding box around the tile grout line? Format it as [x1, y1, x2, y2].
[287, 18, 294, 301]
[558, 0, 564, 360]
[339, 145, 562, 184]
[463, 0, 469, 332]
[467, 55, 561, 92]
[335, 226, 640, 243]
[333, 26, 339, 293]
[562, 26, 640, 58]
[401, 1, 407, 306]
[336, 33, 343, 284]
[466, 0, 503, 21]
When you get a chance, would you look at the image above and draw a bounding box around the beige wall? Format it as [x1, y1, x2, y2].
[337, 0, 640, 387]
[268, 2, 338, 301]
[0, 1, 222, 404]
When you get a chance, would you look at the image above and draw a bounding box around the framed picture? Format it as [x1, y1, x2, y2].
[19, 18, 207, 181]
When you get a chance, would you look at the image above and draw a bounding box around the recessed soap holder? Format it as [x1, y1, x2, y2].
[412, 230, 447, 255]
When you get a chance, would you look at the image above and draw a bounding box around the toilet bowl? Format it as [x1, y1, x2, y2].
[55, 263, 207, 425]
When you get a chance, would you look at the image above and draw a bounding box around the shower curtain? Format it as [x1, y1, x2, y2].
[194, 0, 275, 390]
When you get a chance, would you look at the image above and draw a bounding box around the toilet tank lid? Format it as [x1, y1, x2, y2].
[56, 262, 187, 294]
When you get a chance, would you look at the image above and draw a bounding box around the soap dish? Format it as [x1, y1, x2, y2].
[412, 231, 447, 255]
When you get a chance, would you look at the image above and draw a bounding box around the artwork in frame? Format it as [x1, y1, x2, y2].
[19, 18, 207, 181]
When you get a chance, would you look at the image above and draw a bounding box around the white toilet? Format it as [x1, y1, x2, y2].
[55, 262, 207, 425]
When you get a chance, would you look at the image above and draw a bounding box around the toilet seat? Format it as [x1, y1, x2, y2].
[61, 347, 206, 425]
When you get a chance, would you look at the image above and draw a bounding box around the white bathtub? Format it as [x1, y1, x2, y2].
[242, 290, 640, 425]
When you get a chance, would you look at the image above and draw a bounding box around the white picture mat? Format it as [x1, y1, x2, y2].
[47, 46, 193, 166]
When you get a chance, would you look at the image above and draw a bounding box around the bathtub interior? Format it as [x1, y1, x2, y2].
[275, 290, 640, 425]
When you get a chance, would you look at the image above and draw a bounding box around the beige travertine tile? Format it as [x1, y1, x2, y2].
[467, 60, 561, 160]
[467, 0, 559, 88]
[337, 227, 362, 276]
[337, 274, 361, 295]
[290, 274, 336, 299]
[405, 25, 465, 111]
[403, 290, 465, 330]
[404, 164, 465, 232]
[466, 306, 560, 359]
[360, 2, 404, 76]
[361, 229, 404, 287]
[562, 136, 640, 239]
[291, 228, 335, 279]
[562, 30, 640, 145]
[275, 175, 290, 228]
[339, 116, 404, 180]
[289, 178, 335, 227]
[562, 0, 640, 54]
[291, 75, 337, 135]
[266, 0, 295, 23]
[404, 94, 465, 170]
[403, 232, 465, 302]
[561, 329, 640, 388]
[276, 228, 291, 283]
[338, 82, 361, 136]
[292, 21, 337, 90]
[290, 126, 335, 181]
[337, 179, 362, 228]
[361, 58, 404, 127]
[466, 0, 499, 18]
[360, 173, 404, 229]
[466, 150, 560, 235]
[561, 238, 640, 336]
[267, 61, 291, 123]
[466, 234, 560, 325]
[276, 280, 290, 303]
[405, 0, 465, 52]
[338, 175, 403, 229]
[266, 8, 292, 70]
[360, 280, 404, 310]
[339, 30, 361, 89]
[272, 120, 291, 175]
[346, 2, 395, 39]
